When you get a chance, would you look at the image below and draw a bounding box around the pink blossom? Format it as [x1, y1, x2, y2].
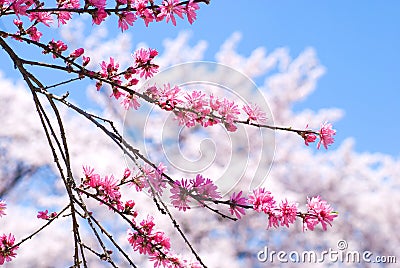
[128, 230, 152, 255]
[55, 0, 80, 25]
[128, 78, 139, 86]
[133, 48, 159, 78]
[158, 0, 184, 26]
[123, 168, 131, 179]
[82, 56, 91, 66]
[110, 88, 123, 100]
[184, 90, 207, 111]
[143, 163, 167, 195]
[185, 0, 200, 24]
[128, 170, 147, 192]
[56, 0, 80, 24]
[151, 231, 171, 251]
[144, 85, 160, 99]
[0, 201, 6, 217]
[9, 0, 32, 17]
[37, 210, 49, 220]
[124, 200, 138, 216]
[149, 252, 171, 268]
[124, 200, 135, 210]
[219, 98, 240, 122]
[135, 0, 154, 26]
[101, 175, 121, 200]
[123, 66, 137, 80]
[209, 94, 221, 111]
[100, 57, 119, 78]
[158, 83, 182, 110]
[45, 39, 68, 58]
[128, 215, 159, 255]
[89, 0, 106, 9]
[317, 121, 336, 149]
[88, 173, 101, 188]
[81, 166, 123, 211]
[13, 19, 23, 27]
[0, 233, 18, 265]
[56, 11, 72, 25]
[170, 179, 192, 211]
[228, 191, 247, 219]
[304, 132, 317, 146]
[174, 111, 196, 128]
[267, 211, 281, 228]
[248, 188, 276, 213]
[121, 93, 141, 110]
[28, 11, 53, 27]
[304, 196, 337, 231]
[279, 199, 298, 228]
[92, 8, 108, 25]
[218, 98, 240, 132]
[118, 11, 137, 32]
[26, 26, 42, 42]
[191, 174, 221, 200]
[70, 48, 84, 58]
[83, 165, 95, 179]
[242, 103, 267, 124]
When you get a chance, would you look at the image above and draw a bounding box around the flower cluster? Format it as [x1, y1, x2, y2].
[42, 39, 68, 58]
[303, 196, 338, 231]
[227, 188, 337, 231]
[248, 188, 291, 228]
[76, 164, 337, 266]
[170, 174, 221, 211]
[127, 215, 201, 268]
[0, 233, 18, 265]
[4, 0, 202, 42]
[302, 122, 336, 149]
[145, 85, 268, 132]
[37, 210, 58, 220]
[81, 166, 139, 217]
[80, 166, 200, 267]
[228, 191, 247, 219]
[81, 166, 124, 211]
[95, 49, 158, 109]
[317, 122, 336, 149]
[0, 201, 18, 265]
[125, 163, 168, 195]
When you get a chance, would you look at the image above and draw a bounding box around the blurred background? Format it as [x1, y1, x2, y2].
[0, 1, 399, 267]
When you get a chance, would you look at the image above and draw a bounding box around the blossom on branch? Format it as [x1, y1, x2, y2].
[158, 0, 184, 26]
[185, 0, 200, 24]
[0, 233, 18, 265]
[304, 196, 338, 231]
[170, 174, 221, 211]
[134, 0, 155, 26]
[228, 191, 247, 219]
[317, 121, 336, 149]
[118, 11, 137, 32]
[133, 48, 159, 78]
[242, 103, 268, 124]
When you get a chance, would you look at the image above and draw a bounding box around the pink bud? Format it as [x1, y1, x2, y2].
[124, 168, 131, 178]
[83, 56, 91, 66]
[13, 19, 23, 27]
[70, 48, 84, 58]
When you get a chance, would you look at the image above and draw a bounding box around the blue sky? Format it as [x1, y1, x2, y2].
[1, 1, 399, 157]
[123, 1, 399, 157]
